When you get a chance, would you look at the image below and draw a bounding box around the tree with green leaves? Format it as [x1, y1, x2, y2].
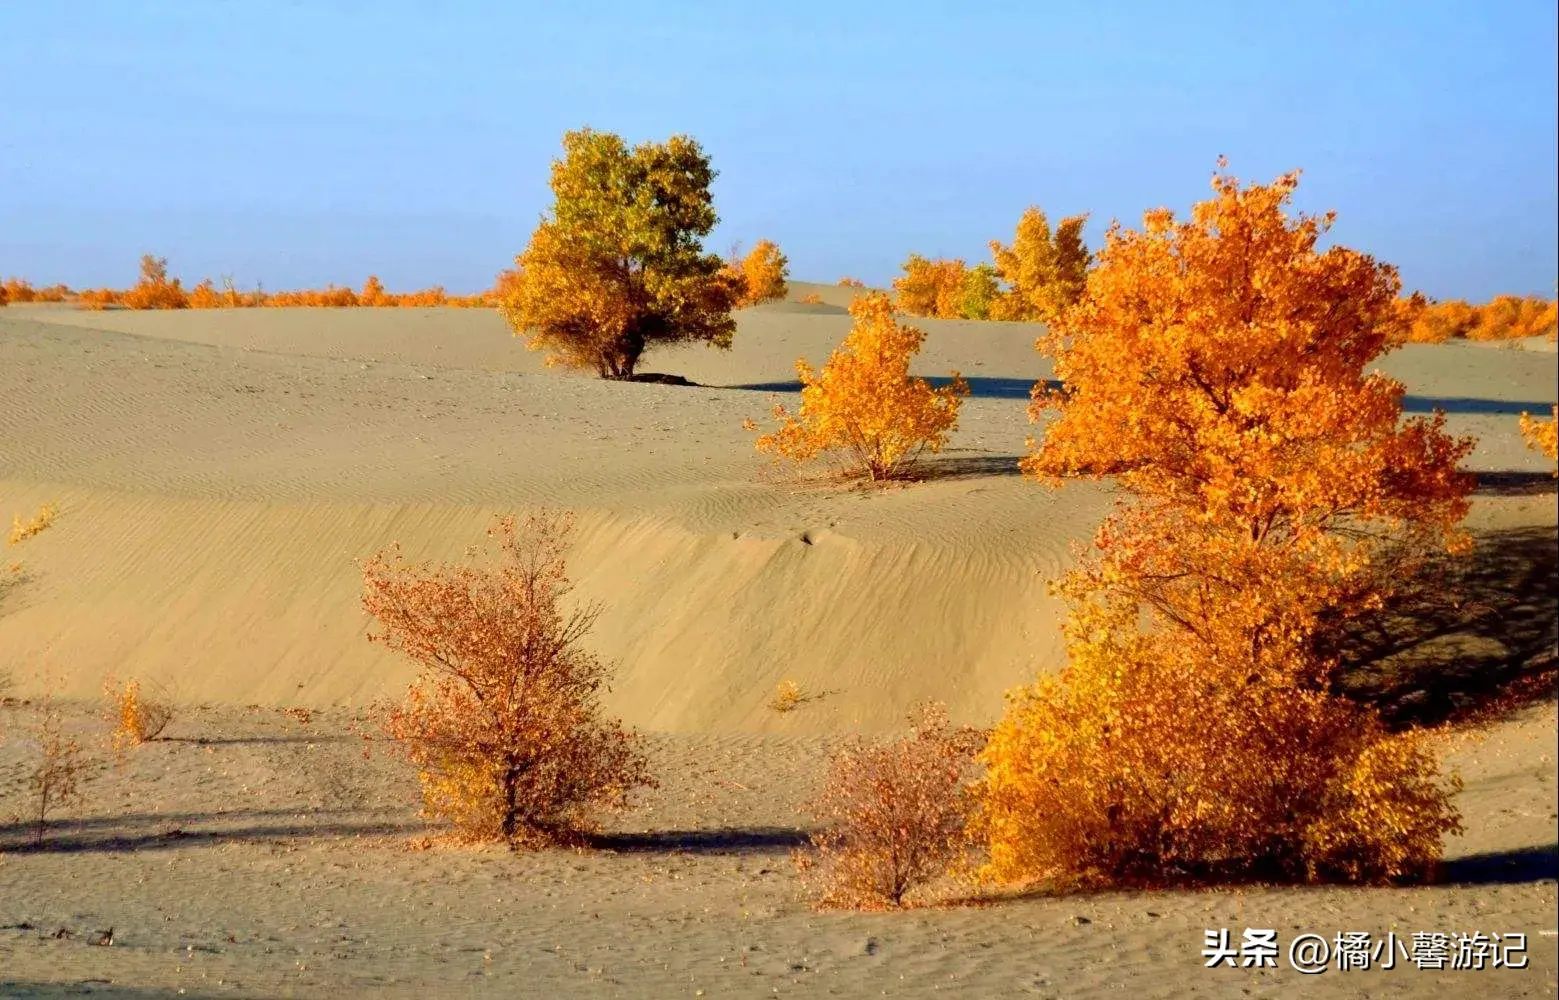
[497, 129, 741, 379]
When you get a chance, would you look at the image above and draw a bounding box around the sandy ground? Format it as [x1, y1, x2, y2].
[1, 298, 1556, 997]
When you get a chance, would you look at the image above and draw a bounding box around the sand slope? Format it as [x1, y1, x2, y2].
[1, 305, 1555, 730]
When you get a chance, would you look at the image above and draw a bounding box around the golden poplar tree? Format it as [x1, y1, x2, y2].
[988, 208, 1090, 322]
[497, 129, 740, 379]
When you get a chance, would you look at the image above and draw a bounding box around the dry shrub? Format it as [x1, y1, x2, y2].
[892, 254, 968, 318]
[837, 276, 865, 288]
[751, 292, 968, 480]
[104, 676, 174, 752]
[799, 704, 984, 908]
[1520, 405, 1558, 472]
[362, 511, 653, 847]
[8, 503, 56, 545]
[768, 679, 805, 713]
[975, 163, 1471, 890]
[798, 292, 823, 304]
[30, 691, 88, 845]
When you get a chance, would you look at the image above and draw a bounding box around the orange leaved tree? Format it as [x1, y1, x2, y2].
[892, 254, 968, 318]
[973, 165, 1472, 888]
[988, 207, 1090, 322]
[362, 511, 653, 847]
[733, 239, 790, 306]
[751, 292, 969, 480]
[497, 129, 740, 379]
[121, 254, 190, 310]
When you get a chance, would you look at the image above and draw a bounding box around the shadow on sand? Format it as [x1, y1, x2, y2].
[1334, 525, 1558, 727]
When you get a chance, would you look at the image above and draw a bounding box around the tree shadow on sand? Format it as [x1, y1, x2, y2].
[0, 808, 423, 854]
[587, 826, 810, 855]
[1332, 524, 1558, 728]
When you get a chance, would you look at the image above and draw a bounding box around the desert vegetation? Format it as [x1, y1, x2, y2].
[105, 676, 175, 753]
[1521, 405, 1558, 470]
[972, 164, 1475, 889]
[749, 291, 969, 480]
[495, 129, 741, 379]
[361, 511, 653, 847]
[727, 239, 791, 306]
[1397, 293, 1558, 343]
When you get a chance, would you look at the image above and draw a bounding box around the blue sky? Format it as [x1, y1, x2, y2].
[2, 1, 1554, 299]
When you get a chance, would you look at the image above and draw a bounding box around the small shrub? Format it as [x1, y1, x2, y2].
[8, 503, 56, 545]
[363, 511, 653, 847]
[798, 292, 823, 304]
[120, 254, 190, 310]
[105, 676, 174, 752]
[837, 277, 865, 288]
[799, 703, 984, 909]
[752, 292, 968, 480]
[1520, 405, 1558, 473]
[30, 693, 88, 845]
[768, 679, 805, 713]
[735, 239, 789, 306]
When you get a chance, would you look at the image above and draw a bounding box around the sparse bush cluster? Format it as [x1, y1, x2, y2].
[1397, 294, 1558, 343]
[362, 512, 653, 846]
[889, 208, 1092, 322]
[1521, 405, 1558, 472]
[799, 704, 984, 908]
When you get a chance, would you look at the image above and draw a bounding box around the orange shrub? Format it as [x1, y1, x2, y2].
[105, 676, 174, 752]
[988, 207, 1090, 322]
[798, 292, 823, 304]
[1, 279, 74, 304]
[837, 276, 865, 288]
[120, 254, 190, 309]
[799, 704, 983, 908]
[892, 254, 968, 318]
[1520, 405, 1557, 473]
[973, 602, 1461, 886]
[751, 292, 968, 480]
[1399, 294, 1557, 343]
[362, 511, 653, 846]
[733, 239, 789, 306]
[974, 164, 1471, 889]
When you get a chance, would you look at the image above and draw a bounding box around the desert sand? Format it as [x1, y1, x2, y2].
[1, 288, 1555, 997]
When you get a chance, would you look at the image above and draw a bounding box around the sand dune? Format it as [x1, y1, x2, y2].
[1, 305, 1554, 730]
[2, 303, 1556, 997]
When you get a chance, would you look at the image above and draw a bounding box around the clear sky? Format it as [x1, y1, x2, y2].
[2, 1, 1555, 300]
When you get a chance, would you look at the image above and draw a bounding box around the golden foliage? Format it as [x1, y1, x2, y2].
[973, 609, 1461, 886]
[497, 129, 739, 379]
[798, 292, 823, 304]
[768, 679, 806, 713]
[837, 277, 866, 288]
[9, 503, 56, 546]
[1398, 294, 1558, 343]
[799, 704, 984, 908]
[362, 511, 653, 847]
[120, 254, 190, 310]
[1520, 405, 1558, 473]
[105, 676, 174, 752]
[731, 239, 789, 306]
[988, 207, 1090, 323]
[752, 292, 969, 480]
[892, 254, 968, 319]
[974, 165, 1471, 889]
